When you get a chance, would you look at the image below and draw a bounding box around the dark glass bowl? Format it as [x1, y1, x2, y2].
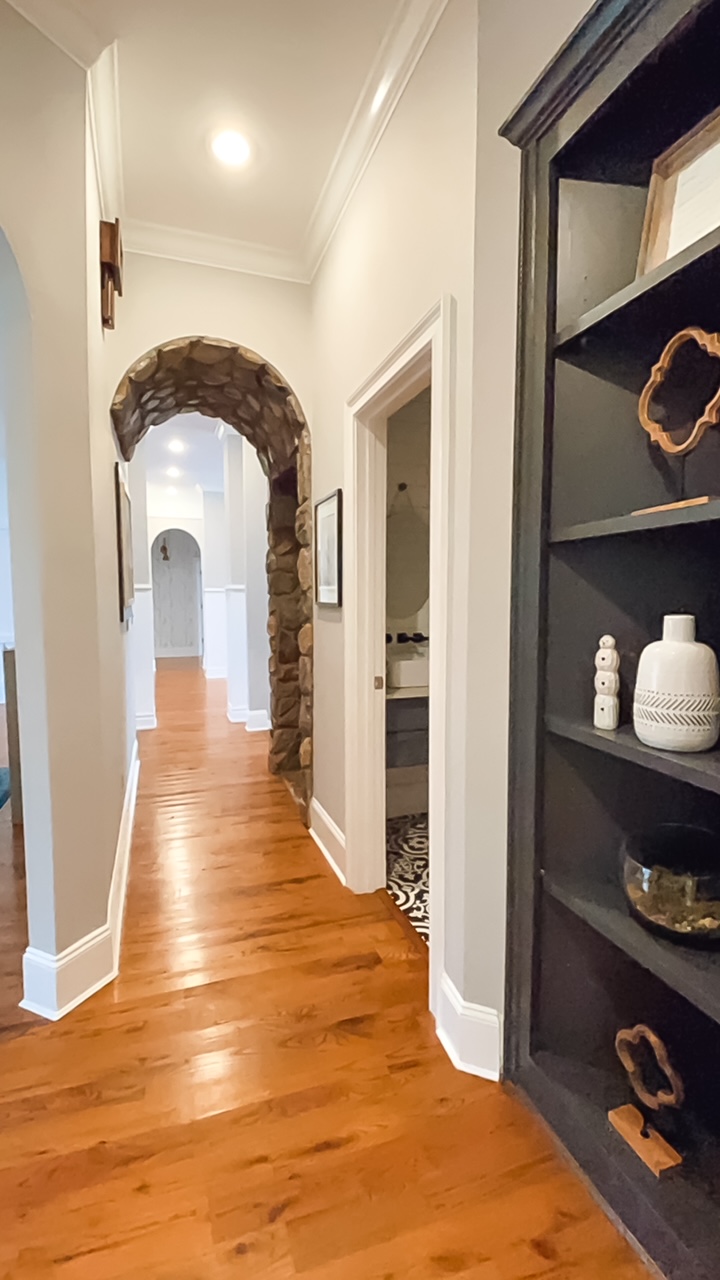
[622, 824, 720, 946]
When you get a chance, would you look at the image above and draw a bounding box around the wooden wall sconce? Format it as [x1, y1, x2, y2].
[639, 327, 720, 456]
[100, 218, 123, 330]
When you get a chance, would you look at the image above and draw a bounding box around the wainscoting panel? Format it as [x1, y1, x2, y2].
[202, 588, 227, 680]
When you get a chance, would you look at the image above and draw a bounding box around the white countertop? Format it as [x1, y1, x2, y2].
[386, 685, 429, 700]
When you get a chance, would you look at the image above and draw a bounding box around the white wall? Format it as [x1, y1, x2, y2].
[386, 389, 430, 637]
[310, 0, 596, 1041]
[0, 5, 131, 981]
[105, 253, 312, 425]
[0, 456, 13, 702]
[202, 490, 227, 679]
[224, 433, 248, 722]
[311, 0, 478, 920]
[127, 453, 156, 729]
[456, 0, 596, 1010]
[243, 440, 271, 731]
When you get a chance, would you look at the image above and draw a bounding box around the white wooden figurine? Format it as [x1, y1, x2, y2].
[594, 634, 620, 731]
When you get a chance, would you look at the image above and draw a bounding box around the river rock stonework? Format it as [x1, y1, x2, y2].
[111, 337, 313, 820]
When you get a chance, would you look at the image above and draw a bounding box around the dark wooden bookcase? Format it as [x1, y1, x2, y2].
[502, 2, 720, 1276]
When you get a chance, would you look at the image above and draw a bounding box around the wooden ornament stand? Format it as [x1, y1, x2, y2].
[608, 1105, 683, 1178]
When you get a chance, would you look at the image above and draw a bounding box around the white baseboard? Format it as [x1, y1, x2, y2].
[20, 739, 141, 1021]
[309, 798, 347, 885]
[246, 709, 271, 732]
[434, 971, 501, 1081]
[227, 702, 249, 724]
[204, 668, 227, 681]
[21, 926, 115, 1021]
[136, 713, 157, 731]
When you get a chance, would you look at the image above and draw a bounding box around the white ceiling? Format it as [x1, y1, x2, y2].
[137, 413, 225, 493]
[9, 0, 447, 279]
[105, 0, 399, 249]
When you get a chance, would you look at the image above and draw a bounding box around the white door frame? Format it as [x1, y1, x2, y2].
[344, 296, 455, 1014]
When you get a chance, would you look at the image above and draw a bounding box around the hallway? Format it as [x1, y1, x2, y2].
[0, 671, 646, 1278]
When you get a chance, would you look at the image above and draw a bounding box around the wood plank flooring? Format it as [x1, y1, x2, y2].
[0, 670, 649, 1278]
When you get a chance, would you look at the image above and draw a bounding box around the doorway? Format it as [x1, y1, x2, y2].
[151, 529, 203, 665]
[343, 298, 454, 1014]
[385, 387, 431, 942]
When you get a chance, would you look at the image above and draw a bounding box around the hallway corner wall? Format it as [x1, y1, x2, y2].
[0, 2, 137, 1017]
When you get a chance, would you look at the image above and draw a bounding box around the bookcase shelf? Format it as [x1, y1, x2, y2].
[503, 4, 720, 1276]
[543, 871, 720, 1026]
[550, 498, 720, 544]
[546, 715, 720, 797]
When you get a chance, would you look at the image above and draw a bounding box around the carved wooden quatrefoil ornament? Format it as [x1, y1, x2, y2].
[615, 1023, 685, 1112]
[639, 327, 720, 456]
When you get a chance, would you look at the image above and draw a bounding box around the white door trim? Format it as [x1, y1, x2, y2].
[344, 296, 455, 1016]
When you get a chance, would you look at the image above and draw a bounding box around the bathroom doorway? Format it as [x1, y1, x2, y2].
[385, 388, 430, 942]
[343, 297, 454, 1016]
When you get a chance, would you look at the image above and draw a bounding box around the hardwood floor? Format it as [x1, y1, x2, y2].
[0, 670, 649, 1278]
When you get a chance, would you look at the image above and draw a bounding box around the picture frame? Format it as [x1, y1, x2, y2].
[637, 105, 720, 276]
[114, 462, 134, 622]
[314, 489, 342, 607]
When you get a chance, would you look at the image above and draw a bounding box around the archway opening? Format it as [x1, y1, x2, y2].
[151, 530, 203, 664]
[112, 337, 312, 817]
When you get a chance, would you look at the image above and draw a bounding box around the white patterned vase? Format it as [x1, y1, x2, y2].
[633, 615, 720, 753]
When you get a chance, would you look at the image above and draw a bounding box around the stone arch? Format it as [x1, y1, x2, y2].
[111, 337, 312, 817]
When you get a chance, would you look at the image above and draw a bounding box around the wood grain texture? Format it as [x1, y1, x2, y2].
[0, 671, 648, 1277]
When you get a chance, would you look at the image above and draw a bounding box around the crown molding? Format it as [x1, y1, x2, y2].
[123, 220, 309, 285]
[303, 0, 450, 277]
[6, 0, 111, 69]
[25, 0, 448, 285]
[88, 43, 124, 221]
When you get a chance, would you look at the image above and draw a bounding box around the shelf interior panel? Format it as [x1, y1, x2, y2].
[551, 357, 720, 531]
[545, 529, 720, 730]
[555, 226, 720, 392]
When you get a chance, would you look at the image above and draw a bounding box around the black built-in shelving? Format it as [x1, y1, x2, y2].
[502, 3, 720, 1276]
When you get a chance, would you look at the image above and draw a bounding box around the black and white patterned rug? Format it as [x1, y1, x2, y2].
[386, 814, 429, 942]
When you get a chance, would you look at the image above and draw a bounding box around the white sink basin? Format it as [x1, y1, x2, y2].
[387, 651, 429, 689]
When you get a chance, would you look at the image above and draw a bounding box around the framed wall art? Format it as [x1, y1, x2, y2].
[638, 105, 720, 276]
[114, 463, 134, 622]
[314, 489, 342, 607]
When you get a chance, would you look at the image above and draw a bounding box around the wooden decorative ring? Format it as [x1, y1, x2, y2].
[615, 1024, 685, 1112]
[638, 326, 720, 457]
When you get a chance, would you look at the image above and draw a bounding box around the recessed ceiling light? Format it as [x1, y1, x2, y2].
[371, 80, 389, 115]
[166, 466, 182, 478]
[166, 486, 177, 496]
[167, 439, 186, 454]
[211, 129, 251, 168]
